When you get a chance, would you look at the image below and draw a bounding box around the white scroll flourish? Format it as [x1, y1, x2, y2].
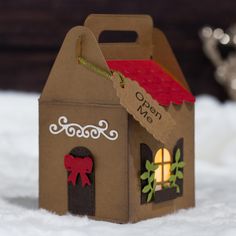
[49, 116, 118, 141]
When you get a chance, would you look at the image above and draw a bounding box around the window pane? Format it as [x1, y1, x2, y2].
[163, 163, 171, 181]
[163, 148, 171, 162]
[155, 164, 162, 183]
[154, 148, 162, 163]
[154, 148, 163, 184]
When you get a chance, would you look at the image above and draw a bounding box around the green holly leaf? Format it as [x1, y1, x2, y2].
[153, 180, 157, 190]
[145, 160, 152, 171]
[176, 185, 180, 193]
[148, 173, 155, 183]
[169, 175, 176, 182]
[140, 172, 149, 180]
[177, 171, 183, 179]
[150, 163, 159, 171]
[142, 185, 151, 193]
[171, 163, 177, 171]
[178, 161, 185, 168]
[147, 191, 153, 202]
[162, 184, 170, 189]
[154, 164, 159, 170]
[175, 148, 181, 162]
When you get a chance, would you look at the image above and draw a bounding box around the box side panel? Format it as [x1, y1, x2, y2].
[40, 26, 120, 105]
[173, 104, 195, 212]
[100, 44, 152, 60]
[39, 102, 128, 222]
[152, 28, 190, 91]
[39, 102, 67, 214]
[128, 103, 194, 222]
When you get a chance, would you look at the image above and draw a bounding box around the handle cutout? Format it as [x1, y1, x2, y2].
[98, 30, 138, 43]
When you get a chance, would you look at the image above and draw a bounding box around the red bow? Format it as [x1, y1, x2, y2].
[64, 155, 93, 187]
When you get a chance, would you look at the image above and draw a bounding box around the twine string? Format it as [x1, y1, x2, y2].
[78, 57, 125, 88]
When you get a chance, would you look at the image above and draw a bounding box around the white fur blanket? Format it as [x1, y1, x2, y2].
[0, 92, 236, 236]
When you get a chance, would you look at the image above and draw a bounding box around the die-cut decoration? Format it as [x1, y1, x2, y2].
[49, 116, 119, 141]
[64, 154, 93, 187]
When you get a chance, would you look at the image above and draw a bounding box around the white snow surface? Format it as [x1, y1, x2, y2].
[1, 91, 236, 236]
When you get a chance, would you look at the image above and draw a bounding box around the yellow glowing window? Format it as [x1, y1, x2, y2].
[154, 148, 171, 191]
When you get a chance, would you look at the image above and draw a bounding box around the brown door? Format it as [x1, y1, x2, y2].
[65, 146, 95, 216]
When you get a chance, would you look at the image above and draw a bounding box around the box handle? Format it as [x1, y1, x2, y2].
[84, 14, 153, 45]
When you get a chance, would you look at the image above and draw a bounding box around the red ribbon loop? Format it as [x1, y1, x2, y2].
[64, 154, 93, 187]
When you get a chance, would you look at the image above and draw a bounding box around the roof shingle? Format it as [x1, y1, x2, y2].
[107, 60, 195, 106]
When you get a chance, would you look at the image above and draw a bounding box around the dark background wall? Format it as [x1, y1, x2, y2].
[1, 0, 236, 100]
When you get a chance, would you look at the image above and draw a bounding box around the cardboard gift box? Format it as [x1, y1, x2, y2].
[39, 14, 195, 223]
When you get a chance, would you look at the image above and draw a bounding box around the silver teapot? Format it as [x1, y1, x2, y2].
[200, 25, 236, 100]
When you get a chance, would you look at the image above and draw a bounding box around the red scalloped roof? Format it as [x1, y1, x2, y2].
[107, 60, 195, 106]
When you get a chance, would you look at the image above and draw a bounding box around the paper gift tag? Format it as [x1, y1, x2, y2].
[112, 72, 176, 143]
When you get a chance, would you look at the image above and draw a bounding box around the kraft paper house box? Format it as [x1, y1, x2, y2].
[39, 14, 195, 223]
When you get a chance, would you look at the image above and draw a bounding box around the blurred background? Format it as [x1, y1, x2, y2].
[1, 0, 236, 101]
